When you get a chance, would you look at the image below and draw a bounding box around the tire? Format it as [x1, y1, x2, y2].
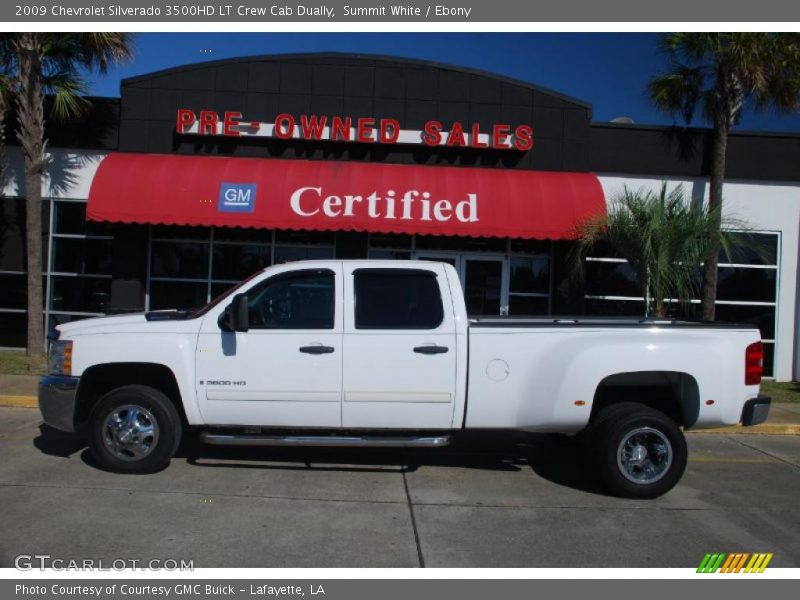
[88, 385, 183, 474]
[589, 402, 687, 499]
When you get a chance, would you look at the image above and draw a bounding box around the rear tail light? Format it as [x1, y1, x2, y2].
[745, 341, 763, 386]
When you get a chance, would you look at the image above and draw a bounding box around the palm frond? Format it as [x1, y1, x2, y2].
[572, 183, 765, 318]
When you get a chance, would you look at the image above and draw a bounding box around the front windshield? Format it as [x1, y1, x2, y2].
[189, 269, 264, 318]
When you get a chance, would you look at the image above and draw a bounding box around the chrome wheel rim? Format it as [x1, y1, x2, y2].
[616, 426, 672, 484]
[102, 404, 160, 462]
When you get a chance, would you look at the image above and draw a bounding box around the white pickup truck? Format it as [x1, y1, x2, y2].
[40, 260, 770, 498]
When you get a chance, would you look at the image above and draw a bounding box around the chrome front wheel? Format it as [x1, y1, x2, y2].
[102, 404, 160, 461]
[89, 385, 182, 474]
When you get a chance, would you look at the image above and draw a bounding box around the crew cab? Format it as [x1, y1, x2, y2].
[39, 260, 770, 498]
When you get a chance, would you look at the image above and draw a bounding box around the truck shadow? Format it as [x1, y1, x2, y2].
[33, 426, 606, 495]
[33, 424, 87, 458]
[178, 430, 606, 495]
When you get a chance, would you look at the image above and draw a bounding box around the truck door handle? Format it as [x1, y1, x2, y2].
[413, 345, 449, 355]
[299, 345, 335, 355]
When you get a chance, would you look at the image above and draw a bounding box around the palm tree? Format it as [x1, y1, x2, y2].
[4, 33, 132, 357]
[1, 37, 12, 196]
[648, 33, 800, 320]
[574, 183, 752, 319]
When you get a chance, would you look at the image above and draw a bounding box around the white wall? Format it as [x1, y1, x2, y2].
[598, 174, 800, 382]
[2, 147, 105, 200]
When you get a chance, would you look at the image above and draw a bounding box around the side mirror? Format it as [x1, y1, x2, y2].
[219, 293, 249, 332]
[230, 293, 250, 332]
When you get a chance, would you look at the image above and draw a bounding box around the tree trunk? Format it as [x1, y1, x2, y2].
[700, 118, 729, 321]
[16, 33, 46, 357]
[654, 296, 666, 319]
[0, 96, 6, 190]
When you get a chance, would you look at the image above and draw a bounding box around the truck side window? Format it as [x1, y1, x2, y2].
[354, 269, 444, 329]
[247, 269, 335, 330]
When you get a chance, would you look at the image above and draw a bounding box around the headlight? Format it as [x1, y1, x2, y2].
[48, 340, 73, 376]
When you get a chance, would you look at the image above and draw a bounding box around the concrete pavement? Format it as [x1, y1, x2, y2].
[1, 406, 799, 568]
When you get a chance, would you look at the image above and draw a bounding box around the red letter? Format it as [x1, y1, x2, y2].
[300, 114, 328, 140]
[176, 109, 196, 133]
[198, 110, 219, 135]
[331, 116, 352, 141]
[514, 125, 534, 151]
[274, 113, 295, 139]
[492, 124, 511, 149]
[446, 122, 466, 147]
[422, 121, 442, 146]
[357, 117, 376, 143]
[470, 123, 488, 148]
[380, 119, 400, 143]
[223, 111, 241, 137]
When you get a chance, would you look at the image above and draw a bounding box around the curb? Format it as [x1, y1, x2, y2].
[0, 395, 39, 409]
[1, 395, 799, 434]
[688, 424, 800, 436]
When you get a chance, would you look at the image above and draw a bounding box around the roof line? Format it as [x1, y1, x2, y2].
[120, 51, 593, 110]
[591, 120, 800, 138]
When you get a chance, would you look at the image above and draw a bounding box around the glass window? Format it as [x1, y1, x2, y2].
[585, 298, 646, 317]
[354, 269, 443, 329]
[152, 225, 211, 240]
[510, 256, 549, 294]
[0, 198, 52, 272]
[213, 244, 271, 281]
[149, 281, 208, 311]
[510, 239, 550, 254]
[52, 238, 113, 275]
[720, 233, 778, 266]
[716, 268, 777, 303]
[214, 227, 272, 243]
[509, 295, 549, 315]
[584, 240, 624, 259]
[464, 260, 502, 316]
[0, 312, 26, 347]
[369, 233, 412, 249]
[0, 274, 26, 309]
[53, 201, 111, 236]
[368, 249, 411, 260]
[763, 343, 775, 378]
[0, 198, 26, 272]
[246, 269, 334, 330]
[274, 230, 335, 245]
[274, 245, 334, 264]
[211, 282, 237, 300]
[585, 261, 643, 298]
[416, 235, 506, 253]
[50, 276, 111, 313]
[715, 304, 776, 341]
[151, 241, 209, 279]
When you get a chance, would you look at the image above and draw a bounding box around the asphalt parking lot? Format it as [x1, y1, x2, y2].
[1, 406, 799, 568]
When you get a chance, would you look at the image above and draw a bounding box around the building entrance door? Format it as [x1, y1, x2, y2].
[412, 252, 507, 316]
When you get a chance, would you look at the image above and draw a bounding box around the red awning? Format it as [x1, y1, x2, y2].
[87, 153, 605, 240]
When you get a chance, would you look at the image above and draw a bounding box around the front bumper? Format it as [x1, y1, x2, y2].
[39, 375, 80, 432]
[741, 394, 771, 426]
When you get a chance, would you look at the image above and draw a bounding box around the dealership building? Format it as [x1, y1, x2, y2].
[1, 53, 799, 380]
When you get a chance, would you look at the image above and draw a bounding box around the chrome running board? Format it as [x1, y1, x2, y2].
[200, 432, 452, 448]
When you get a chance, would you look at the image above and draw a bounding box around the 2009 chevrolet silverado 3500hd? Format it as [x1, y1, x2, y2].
[39, 260, 771, 498]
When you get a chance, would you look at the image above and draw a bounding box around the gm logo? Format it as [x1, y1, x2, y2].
[218, 182, 257, 213]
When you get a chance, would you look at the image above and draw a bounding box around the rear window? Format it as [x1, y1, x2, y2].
[354, 269, 444, 330]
